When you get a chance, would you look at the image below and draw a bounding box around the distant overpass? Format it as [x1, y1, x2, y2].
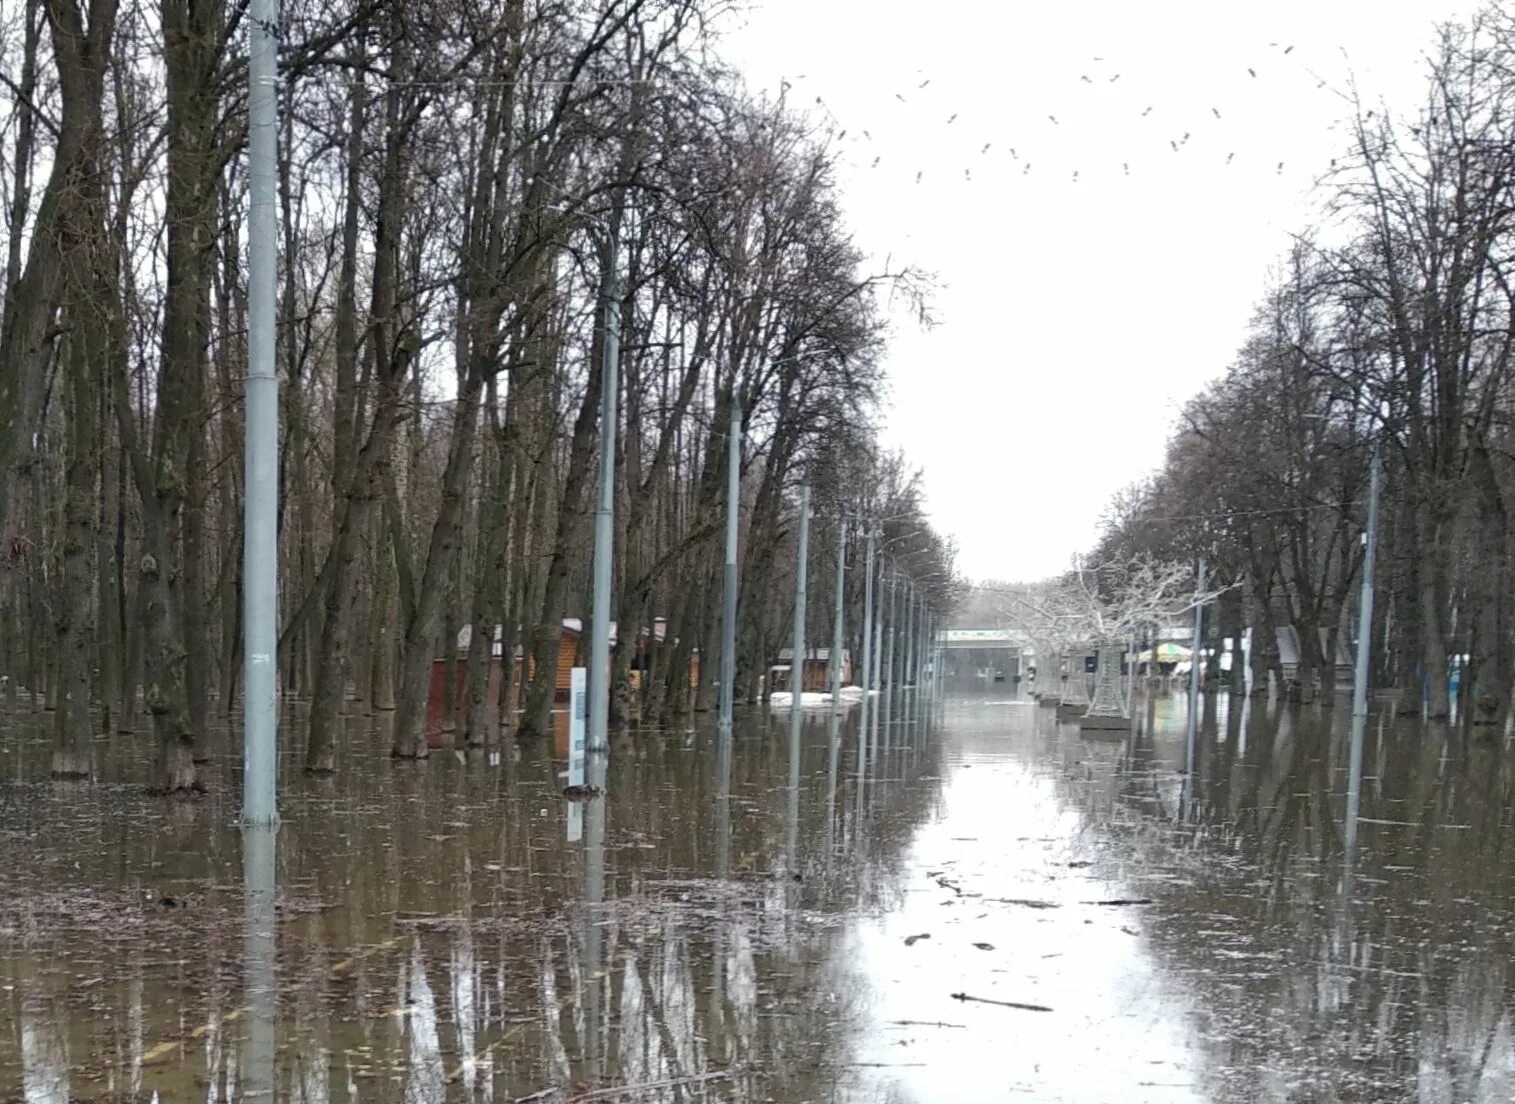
[938, 628, 1034, 680]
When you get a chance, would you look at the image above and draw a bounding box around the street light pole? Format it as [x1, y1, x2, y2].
[242, 0, 279, 827]
[587, 238, 620, 754]
[830, 518, 846, 704]
[904, 581, 915, 691]
[718, 395, 741, 732]
[859, 529, 876, 739]
[1344, 440, 1382, 856]
[789, 485, 811, 711]
[1184, 558, 1206, 781]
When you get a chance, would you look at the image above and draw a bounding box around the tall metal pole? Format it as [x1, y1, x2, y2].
[789, 486, 811, 712]
[859, 530, 876, 740]
[830, 518, 846, 703]
[883, 572, 897, 733]
[242, 0, 279, 827]
[718, 396, 741, 732]
[869, 567, 884, 750]
[1184, 558, 1206, 781]
[1344, 441, 1381, 857]
[587, 240, 620, 755]
[904, 582, 916, 690]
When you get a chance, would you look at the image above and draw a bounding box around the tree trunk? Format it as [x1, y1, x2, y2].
[392, 377, 486, 757]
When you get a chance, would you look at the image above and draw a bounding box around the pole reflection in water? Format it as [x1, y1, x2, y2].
[581, 745, 608, 1086]
[241, 823, 277, 1103]
[711, 728, 733, 1018]
[786, 712, 801, 912]
[825, 705, 840, 879]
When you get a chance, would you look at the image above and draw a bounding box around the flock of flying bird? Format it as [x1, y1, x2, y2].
[782, 39, 1348, 186]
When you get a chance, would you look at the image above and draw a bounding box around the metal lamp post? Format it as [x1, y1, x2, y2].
[242, 0, 279, 826]
[587, 237, 621, 755]
[1344, 439, 1382, 856]
[718, 394, 741, 732]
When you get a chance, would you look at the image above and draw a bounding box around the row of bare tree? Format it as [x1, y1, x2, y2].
[1094, 11, 1515, 724]
[0, 0, 956, 787]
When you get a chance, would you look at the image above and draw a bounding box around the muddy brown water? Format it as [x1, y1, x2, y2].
[2, 689, 1514, 1102]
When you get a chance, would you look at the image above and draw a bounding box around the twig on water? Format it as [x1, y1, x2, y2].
[556, 1070, 734, 1101]
[986, 897, 1060, 909]
[890, 1019, 968, 1029]
[1081, 898, 1153, 906]
[951, 991, 1052, 1013]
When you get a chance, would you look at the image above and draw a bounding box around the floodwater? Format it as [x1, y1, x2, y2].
[3, 688, 1515, 1102]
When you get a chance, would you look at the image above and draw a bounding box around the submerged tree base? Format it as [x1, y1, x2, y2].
[49, 749, 92, 781]
[150, 743, 201, 795]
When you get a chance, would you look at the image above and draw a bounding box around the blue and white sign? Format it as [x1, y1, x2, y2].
[569, 666, 587, 787]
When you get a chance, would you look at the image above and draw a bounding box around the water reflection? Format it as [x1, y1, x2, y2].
[6, 690, 1515, 1100]
[243, 823, 277, 1103]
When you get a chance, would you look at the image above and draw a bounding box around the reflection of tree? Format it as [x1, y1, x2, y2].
[0, 709, 946, 1101]
[1032, 702, 1515, 1101]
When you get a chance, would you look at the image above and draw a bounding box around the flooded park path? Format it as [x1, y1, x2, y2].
[4, 688, 1515, 1102]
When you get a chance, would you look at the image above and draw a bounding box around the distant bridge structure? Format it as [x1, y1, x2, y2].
[938, 628, 1034, 680]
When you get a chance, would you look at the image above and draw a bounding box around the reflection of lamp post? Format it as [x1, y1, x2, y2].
[241, 824, 277, 1100]
[581, 744, 607, 1083]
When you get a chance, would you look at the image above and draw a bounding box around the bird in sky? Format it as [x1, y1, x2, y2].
[1170, 139, 1178, 151]
[1009, 147, 1018, 158]
[1212, 107, 1221, 118]
[916, 170, 923, 183]
[965, 168, 972, 181]
[947, 113, 958, 123]
[1142, 106, 1153, 117]
[1284, 45, 1295, 54]
[919, 78, 931, 88]
[1081, 75, 1092, 83]
[1182, 131, 1190, 142]
[895, 93, 906, 102]
[1123, 162, 1130, 174]
[1023, 163, 1032, 174]
[1048, 114, 1059, 124]
[1110, 74, 1121, 82]
[872, 156, 880, 167]
[1248, 68, 1257, 77]
[981, 142, 991, 153]
[1072, 169, 1080, 181]
[1226, 151, 1235, 163]
[1276, 161, 1284, 173]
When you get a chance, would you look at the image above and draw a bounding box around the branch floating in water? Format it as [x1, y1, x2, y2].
[951, 992, 1052, 1012]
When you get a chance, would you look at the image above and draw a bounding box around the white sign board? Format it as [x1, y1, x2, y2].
[568, 666, 587, 786]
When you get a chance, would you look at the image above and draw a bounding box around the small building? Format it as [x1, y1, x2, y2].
[771, 647, 852, 693]
[426, 617, 698, 745]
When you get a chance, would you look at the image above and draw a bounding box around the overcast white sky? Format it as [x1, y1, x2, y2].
[725, 0, 1480, 583]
